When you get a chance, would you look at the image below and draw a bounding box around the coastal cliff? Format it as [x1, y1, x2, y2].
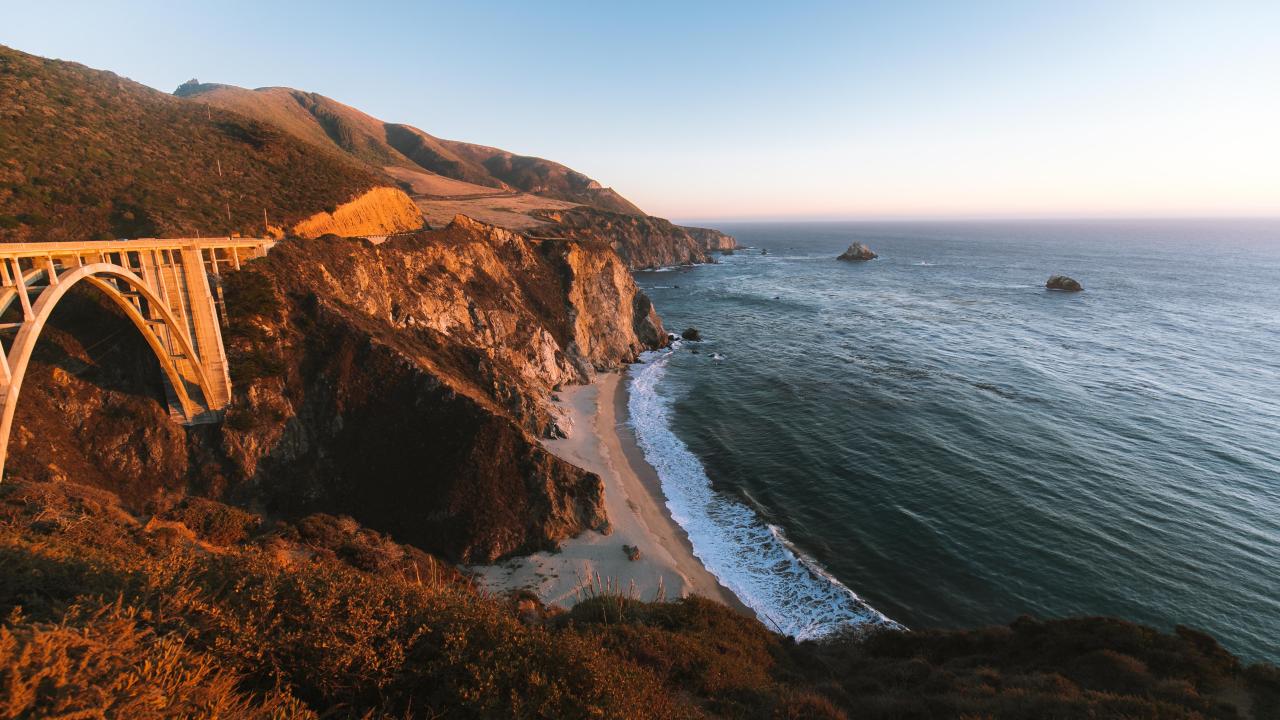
[6, 216, 665, 562]
[683, 224, 738, 251]
[534, 207, 712, 269]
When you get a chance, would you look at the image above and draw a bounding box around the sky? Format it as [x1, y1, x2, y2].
[3, 0, 1278, 222]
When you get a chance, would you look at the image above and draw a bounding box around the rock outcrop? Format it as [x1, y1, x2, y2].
[291, 186, 425, 239]
[8, 217, 666, 563]
[533, 207, 711, 269]
[837, 242, 877, 262]
[683, 225, 737, 252]
[1046, 275, 1084, 291]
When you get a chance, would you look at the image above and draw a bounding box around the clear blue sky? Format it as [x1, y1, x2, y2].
[4, 1, 1277, 221]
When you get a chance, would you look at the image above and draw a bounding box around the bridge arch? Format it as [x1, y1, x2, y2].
[0, 262, 220, 478]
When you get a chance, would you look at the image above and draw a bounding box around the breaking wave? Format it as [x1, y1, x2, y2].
[627, 345, 902, 640]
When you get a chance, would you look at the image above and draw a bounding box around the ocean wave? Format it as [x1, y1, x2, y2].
[628, 346, 903, 640]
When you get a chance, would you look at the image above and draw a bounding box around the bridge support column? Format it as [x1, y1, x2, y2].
[179, 246, 233, 411]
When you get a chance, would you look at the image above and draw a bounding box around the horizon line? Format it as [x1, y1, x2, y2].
[671, 212, 1280, 226]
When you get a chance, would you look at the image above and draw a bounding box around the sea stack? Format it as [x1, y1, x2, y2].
[838, 242, 878, 262]
[1046, 275, 1084, 292]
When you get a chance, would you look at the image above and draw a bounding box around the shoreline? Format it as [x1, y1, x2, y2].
[470, 370, 747, 613]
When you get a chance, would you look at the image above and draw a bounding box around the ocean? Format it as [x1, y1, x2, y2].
[628, 218, 1280, 661]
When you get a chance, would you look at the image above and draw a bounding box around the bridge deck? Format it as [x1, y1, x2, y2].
[0, 237, 275, 259]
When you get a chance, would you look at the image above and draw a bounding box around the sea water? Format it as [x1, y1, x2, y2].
[629, 218, 1280, 661]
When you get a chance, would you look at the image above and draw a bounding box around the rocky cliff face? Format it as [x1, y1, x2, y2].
[6, 217, 666, 562]
[533, 207, 711, 269]
[682, 225, 737, 251]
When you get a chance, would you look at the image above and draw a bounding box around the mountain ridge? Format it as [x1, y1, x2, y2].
[174, 79, 646, 216]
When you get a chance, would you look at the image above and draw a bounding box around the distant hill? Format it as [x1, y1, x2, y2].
[0, 44, 719, 268]
[0, 45, 385, 242]
[174, 81, 645, 216]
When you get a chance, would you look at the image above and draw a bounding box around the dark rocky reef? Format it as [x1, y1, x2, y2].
[1047, 274, 1084, 291]
[7, 216, 666, 562]
[837, 242, 877, 262]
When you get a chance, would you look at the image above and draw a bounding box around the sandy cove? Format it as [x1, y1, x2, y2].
[470, 371, 745, 611]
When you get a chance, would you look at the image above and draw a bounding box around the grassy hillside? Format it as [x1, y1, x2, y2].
[176, 80, 645, 215]
[0, 45, 386, 242]
[3, 477, 1275, 719]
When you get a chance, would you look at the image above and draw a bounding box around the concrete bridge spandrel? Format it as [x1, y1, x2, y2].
[0, 237, 274, 479]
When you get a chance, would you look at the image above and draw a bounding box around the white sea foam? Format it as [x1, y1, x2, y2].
[628, 346, 903, 640]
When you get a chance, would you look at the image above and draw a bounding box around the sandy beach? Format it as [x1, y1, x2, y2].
[470, 371, 745, 611]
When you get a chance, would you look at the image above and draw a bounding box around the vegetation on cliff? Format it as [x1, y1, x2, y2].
[2, 477, 1274, 719]
[0, 45, 384, 241]
[289, 185, 424, 238]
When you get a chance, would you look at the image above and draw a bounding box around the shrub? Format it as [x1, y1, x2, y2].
[0, 605, 311, 719]
[156, 496, 261, 546]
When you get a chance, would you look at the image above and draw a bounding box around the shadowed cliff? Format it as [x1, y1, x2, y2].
[6, 216, 665, 562]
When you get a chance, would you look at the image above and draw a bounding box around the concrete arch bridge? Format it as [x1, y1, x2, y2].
[0, 238, 273, 479]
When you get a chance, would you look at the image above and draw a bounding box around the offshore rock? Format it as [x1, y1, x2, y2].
[837, 242, 878, 262]
[1046, 275, 1084, 291]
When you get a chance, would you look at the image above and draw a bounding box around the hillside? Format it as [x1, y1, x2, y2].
[0, 42, 720, 266]
[175, 81, 645, 216]
[3, 476, 1276, 718]
[0, 45, 389, 242]
[171, 79, 720, 267]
